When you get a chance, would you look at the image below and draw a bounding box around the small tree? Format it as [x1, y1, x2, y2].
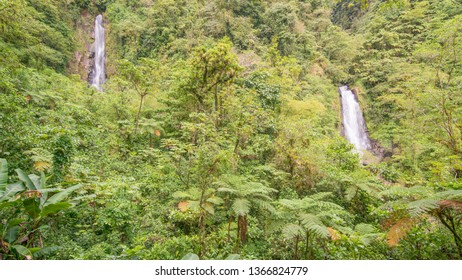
[118, 58, 161, 134]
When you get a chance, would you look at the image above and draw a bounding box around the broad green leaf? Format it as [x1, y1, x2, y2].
[40, 172, 46, 190]
[23, 198, 41, 219]
[203, 203, 215, 215]
[32, 246, 59, 259]
[12, 245, 32, 259]
[207, 196, 223, 205]
[0, 158, 7, 192]
[225, 254, 240, 260]
[44, 184, 83, 206]
[0, 201, 17, 211]
[0, 182, 24, 202]
[41, 202, 72, 217]
[7, 218, 24, 227]
[4, 225, 19, 243]
[181, 253, 199, 260]
[15, 169, 36, 190]
[29, 174, 41, 190]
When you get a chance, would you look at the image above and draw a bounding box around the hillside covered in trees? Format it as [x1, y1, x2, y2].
[1, 0, 462, 260]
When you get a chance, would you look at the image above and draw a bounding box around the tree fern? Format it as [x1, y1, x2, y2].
[232, 198, 251, 216]
[407, 199, 439, 217]
[275, 192, 350, 259]
[215, 174, 277, 247]
[299, 213, 329, 239]
[379, 184, 462, 255]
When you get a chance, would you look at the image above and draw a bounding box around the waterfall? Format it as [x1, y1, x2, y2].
[90, 14, 105, 91]
[339, 86, 371, 154]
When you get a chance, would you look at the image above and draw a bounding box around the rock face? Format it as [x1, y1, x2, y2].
[67, 10, 95, 82]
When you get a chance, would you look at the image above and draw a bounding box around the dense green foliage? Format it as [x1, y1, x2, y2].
[1, 0, 462, 260]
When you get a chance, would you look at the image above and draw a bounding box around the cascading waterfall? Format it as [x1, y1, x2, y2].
[90, 14, 105, 91]
[339, 86, 371, 154]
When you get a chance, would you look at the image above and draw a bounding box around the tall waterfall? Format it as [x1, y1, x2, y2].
[339, 86, 371, 153]
[90, 15, 105, 91]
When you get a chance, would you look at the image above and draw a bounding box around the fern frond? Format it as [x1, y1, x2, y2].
[407, 199, 439, 217]
[345, 185, 358, 201]
[327, 227, 341, 241]
[379, 186, 411, 198]
[217, 187, 239, 195]
[299, 213, 329, 239]
[358, 182, 383, 196]
[354, 223, 378, 235]
[173, 188, 200, 200]
[435, 189, 462, 200]
[307, 192, 333, 201]
[439, 199, 462, 211]
[278, 199, 302, 210]
[307, 223, 329, 239]
[253, 199, 276, 214]
[387, 218, 418, 247]
[336, 226, 354, 235]
[232, 198, 251, 216]
[282, 223, 305, 240]
[359, 233, 384, 246]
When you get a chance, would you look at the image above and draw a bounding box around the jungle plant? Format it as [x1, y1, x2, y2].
[173, 187, 223, 257]
[0, 158, 83, 259]
[215, 174, 277, 251]
[379, 184, 462, 257]
[276, 192, 351, 259]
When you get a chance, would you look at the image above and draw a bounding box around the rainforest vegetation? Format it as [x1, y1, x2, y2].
[1, 0, 462, 260]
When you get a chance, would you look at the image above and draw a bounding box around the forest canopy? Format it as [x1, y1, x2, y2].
[1, 0, 462, 260]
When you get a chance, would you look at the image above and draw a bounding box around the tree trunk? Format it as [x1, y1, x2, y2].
[135, 94, 145, 134]
[227, 215, 233, 242]
[304, 231, 310, 259]
[437, 211, 462, 258]
[239, 215, 247, 243]
[293, 235, 300, 259]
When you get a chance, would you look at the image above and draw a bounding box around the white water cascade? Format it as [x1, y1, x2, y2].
[339, 86, 371, 154]
[90, 14, 105, 91]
